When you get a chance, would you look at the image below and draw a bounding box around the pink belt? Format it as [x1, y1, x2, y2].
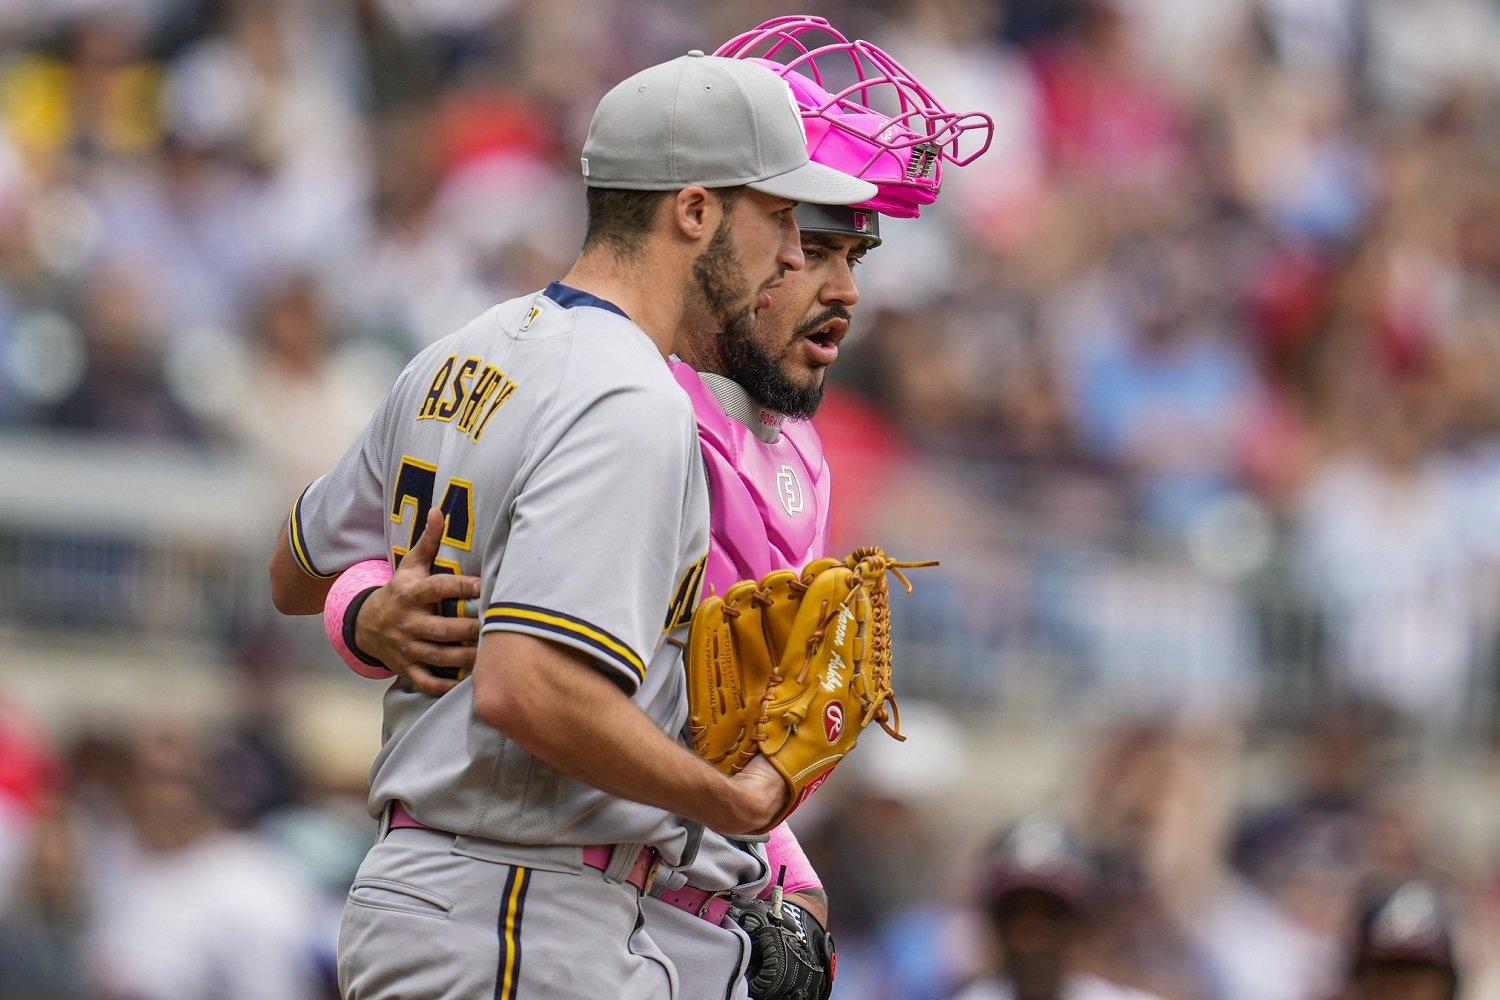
[387, 803, 659, 893]
[580, 843, 660, 894]
[653, 883, 734, 925]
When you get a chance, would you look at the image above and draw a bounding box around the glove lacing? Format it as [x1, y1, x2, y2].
[846, 548, 937, 741]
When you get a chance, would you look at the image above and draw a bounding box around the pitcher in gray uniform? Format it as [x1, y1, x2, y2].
[310, 16, 995, 999]
[268, 52, 876, 1000]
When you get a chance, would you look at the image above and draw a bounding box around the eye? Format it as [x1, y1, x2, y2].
[802, 245, 826, 261]
[848, 254, 866, 269]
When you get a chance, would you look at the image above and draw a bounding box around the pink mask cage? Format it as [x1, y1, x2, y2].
[714, 14, 994, 219]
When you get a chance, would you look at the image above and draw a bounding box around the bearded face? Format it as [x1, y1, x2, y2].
[716, 307, 839, 419]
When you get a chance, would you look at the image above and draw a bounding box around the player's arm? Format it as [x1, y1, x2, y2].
[269, 519, 335, 614]
[473, 632, 785, 835]
[786, 890, 828, 926]
[765, 821, 828, 924]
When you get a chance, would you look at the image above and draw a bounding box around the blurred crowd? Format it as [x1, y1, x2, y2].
[801, 705, 1500, 999]
[3, 0, 1500, 996]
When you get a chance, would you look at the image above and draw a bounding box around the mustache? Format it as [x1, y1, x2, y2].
[794, 306, 853, 339]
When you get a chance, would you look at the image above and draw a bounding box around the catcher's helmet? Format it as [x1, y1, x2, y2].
[714, 14, 993, 222]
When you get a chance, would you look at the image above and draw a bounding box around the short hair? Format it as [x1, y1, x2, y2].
[582, 185, 745, 257]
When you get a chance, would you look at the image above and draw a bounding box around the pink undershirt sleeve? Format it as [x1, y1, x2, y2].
[761, 821, 823, 897]
[323, 559, 396, 679]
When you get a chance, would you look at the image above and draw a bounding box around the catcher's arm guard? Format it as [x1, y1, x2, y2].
[685, 547, 934, 830]
[730, 893, 836, 1000]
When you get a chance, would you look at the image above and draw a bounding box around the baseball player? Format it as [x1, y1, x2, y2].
[317, 18, 993, 999]
[268, 51, 878, 1000]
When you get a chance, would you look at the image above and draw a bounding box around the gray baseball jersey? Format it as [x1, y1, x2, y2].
[288, 281, 709, 862]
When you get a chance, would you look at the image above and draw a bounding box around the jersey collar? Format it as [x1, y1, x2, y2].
[696, 370, 785, 443]
[542, 281, 630, 320]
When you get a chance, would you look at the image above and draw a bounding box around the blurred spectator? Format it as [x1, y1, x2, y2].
[1026, 0, 1189, 195]
[327, 103, 493, 350]
[1070, 724, 1225, 1000]
[1049, 223, 1259, 537]
[39, 258, 205, 441]
[0, 10, 163, 177]
[1292, 376, 1477, 725]
[1337, 875, 1462, 1000]
[162, 0, 372, 271]
[211, 269, 388, 503]
[75, 723, 327, 1000]
[950, 812, 1164, 1000]
[88, 128, 271, 342]
[0, 791, 88, 1000]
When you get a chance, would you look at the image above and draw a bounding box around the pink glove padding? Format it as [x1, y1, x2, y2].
[324, 559, 395, 679]
[761, 822, 823, 897]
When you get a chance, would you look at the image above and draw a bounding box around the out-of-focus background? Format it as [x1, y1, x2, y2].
[0, 0, 1499, 997]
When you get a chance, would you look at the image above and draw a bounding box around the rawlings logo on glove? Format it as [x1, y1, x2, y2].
[685, 546, 933, 830]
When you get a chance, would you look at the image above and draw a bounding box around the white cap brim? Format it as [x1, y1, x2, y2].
[746, 158, 878, 206]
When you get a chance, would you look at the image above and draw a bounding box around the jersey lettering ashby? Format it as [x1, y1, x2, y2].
[289, 281, 709, 861]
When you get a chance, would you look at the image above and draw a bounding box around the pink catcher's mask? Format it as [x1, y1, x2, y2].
[715, 14, 994, 219]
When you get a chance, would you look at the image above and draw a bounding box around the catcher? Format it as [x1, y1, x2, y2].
[320, 16, 989, 1000]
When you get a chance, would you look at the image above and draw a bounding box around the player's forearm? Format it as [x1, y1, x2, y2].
[473, 632, 774, 834]
[269, 522, 335, 614]
[785, 889, 828, 927]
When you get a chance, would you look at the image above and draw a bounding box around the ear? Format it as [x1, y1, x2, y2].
[669, 186, 720, 242]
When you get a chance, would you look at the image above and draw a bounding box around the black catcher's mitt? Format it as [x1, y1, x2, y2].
[730, 895, 835, 1000]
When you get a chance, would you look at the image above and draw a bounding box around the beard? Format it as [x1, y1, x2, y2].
[718, 305, 849, 420]
[691, 219, 758, 343]
[718, 334, 824, 420]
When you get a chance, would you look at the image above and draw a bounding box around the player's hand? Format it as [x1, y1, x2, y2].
[356, 508, 481, 696]
[723, 755, 791, 836]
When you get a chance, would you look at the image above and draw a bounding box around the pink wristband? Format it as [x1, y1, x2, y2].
[323, 559, 396, 679]
[762, 821, 822, 897]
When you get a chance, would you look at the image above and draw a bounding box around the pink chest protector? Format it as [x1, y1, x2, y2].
[671, 363, 832, 595]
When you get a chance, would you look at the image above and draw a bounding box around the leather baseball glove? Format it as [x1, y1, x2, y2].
[685, 546, 932, 831]
[730, 895, 836, 1000]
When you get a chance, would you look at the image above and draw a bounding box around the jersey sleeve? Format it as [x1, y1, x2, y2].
[483, 384, 698, 693]
[284, 372, 410, 579]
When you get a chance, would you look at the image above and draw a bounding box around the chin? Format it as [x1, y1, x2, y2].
[787, 375, 825, 400]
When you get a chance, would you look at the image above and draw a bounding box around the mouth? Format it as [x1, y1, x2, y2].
[801, 316, 849, 365]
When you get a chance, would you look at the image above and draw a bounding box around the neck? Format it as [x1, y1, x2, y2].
[671, 327, 724, 377]
[560, 248, 692, 359]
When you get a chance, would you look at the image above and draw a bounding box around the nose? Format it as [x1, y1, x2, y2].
[777, 212, 805, 273]
[825, 256, 861, 308]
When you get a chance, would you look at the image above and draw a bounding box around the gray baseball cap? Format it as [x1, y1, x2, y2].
[580, 51, 878, 206]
